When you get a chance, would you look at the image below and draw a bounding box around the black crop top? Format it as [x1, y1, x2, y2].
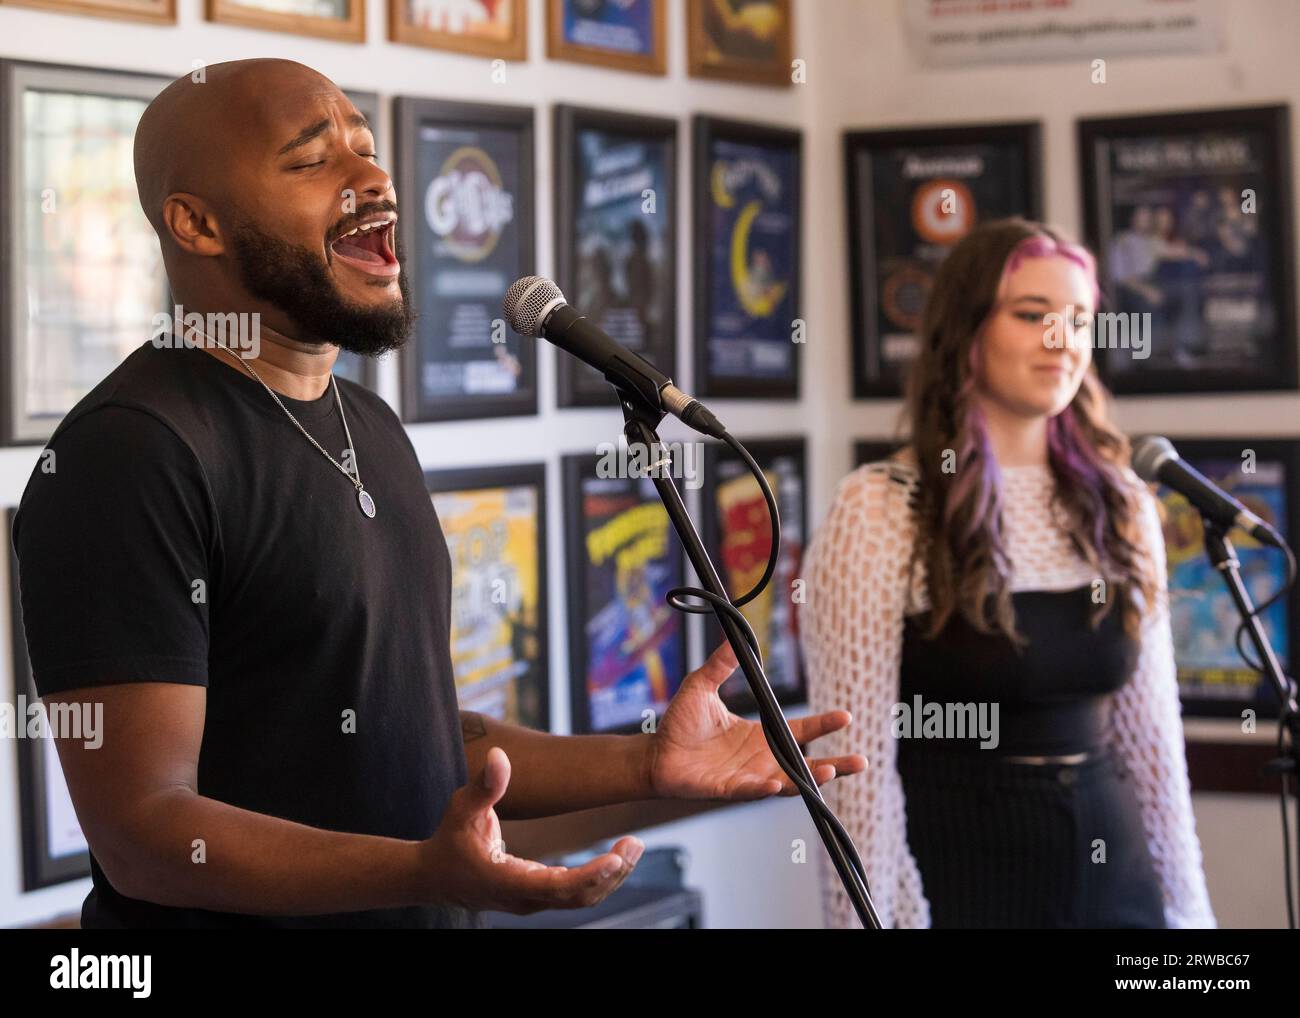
[898, 585, 1139, 756]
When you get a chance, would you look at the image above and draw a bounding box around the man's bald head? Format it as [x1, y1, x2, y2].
[134, 59, 344, 241]
[132, 58, 408, 354]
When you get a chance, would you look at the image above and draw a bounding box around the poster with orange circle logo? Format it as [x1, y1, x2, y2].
[845, 123, 1041, 398]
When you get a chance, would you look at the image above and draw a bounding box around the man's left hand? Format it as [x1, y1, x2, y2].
[644, 642, 867, 801]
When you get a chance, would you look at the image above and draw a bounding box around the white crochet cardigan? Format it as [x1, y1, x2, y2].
[802, 458, 1217, 929]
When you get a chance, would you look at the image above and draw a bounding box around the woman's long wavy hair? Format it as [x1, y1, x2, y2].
[902, 217, 1157, 644]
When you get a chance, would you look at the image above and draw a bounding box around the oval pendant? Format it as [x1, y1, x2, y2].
[358, 488, 377, 518]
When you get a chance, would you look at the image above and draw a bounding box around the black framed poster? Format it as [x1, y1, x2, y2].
[425, 464, 550, 731]
[395, 97, 537, 422]
[698, 437, 807, 712]
[7, 508, 92, 890]
[1154, 438, 1300, 721]
[1079, 106, 1296, 394]
[562, 452, 687, 735]
[845, 122, 1042, 399]
[554, 105, 677, 408]
[1, 60, 170, 445]
[853, 439, 906, 469]
[693, 115, 801, 399]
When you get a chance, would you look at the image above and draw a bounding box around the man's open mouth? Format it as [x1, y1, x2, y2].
[329, 214, 400, 278]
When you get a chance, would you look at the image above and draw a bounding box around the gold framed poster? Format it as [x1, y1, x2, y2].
[389, 0, 527, 59]
[687, 0, 792, 87]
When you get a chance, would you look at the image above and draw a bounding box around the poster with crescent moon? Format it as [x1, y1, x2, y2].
[693, 116, 801, 399]
[844, 122, 1042, 399]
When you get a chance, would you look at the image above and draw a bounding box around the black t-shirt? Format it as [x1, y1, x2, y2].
[11, 339, 479, 929]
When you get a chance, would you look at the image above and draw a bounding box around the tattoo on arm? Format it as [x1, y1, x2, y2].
[461, 711, 488, 744]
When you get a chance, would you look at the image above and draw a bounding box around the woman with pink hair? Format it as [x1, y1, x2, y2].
[803, 218, 1215, 929]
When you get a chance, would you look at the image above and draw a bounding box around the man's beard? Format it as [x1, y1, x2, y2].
[229, 216, 415, 357]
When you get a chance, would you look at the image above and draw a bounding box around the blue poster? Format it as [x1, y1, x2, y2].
[562, 0, 656, 56]
[1096, 127, 1280, 379]
[704, 136, 799, 389]
[412, 123, 528, 416]
[578, 472, 685, 733]
[567, 126, 673, 402]
[1162, 455, 1289, 712]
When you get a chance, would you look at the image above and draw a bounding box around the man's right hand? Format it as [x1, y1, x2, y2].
[419, 746, 644, 915]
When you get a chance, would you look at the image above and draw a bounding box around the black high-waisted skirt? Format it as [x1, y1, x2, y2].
[895, 742, 1167, 929]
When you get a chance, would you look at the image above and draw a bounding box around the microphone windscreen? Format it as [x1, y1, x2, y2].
[503, 276, 564, 337]
[1131, 434, 1178, 483]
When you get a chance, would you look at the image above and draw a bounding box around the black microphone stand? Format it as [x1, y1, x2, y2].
[1201, 520, 1300, 922]
[612, 384, 881, 929]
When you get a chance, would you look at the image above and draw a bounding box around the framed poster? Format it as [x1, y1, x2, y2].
[0, 61, 170, 447]
[853, 439, 905, 468]
[6, 508, 92, 891]
[206, 0, 364, 41]
[687, 0, 792, 87]
[426, 464, 550, 731]
[395, 97, 536, 422]
[845, 122, 1043, 398]
[1079, 106, 1297, 394]
[0, 0, 173, 20]
[562, 452, 688, 735]
[389, 0, 527, 59]
[546, 0, 666, 75]
[698, 437, 806, 711]
[1153, 438, 1300, 720]
[554, 105, 677, 408]
[693, 115, 801, 399]
[332, 348, 378, 389]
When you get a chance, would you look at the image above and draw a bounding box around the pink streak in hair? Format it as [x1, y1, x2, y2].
[1001, 233, 1101, 311]
[946, 231, 1104, 547]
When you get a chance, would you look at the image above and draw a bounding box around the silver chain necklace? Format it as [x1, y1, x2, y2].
[206, 335, 377, 519]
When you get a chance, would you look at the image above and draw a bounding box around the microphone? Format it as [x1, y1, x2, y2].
[503, 276, 727, 439]
[1132, 435, 1284, 549]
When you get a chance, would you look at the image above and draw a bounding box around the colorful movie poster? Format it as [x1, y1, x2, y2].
[1161, 455, 1290, 714]
[850, 130, 1038, 396]
[410, 120, 529, 416]
[433, 481, 546, 728]
[575, 472, 685, 733]
[566, 124, 673, 403]
[561, 0, 656, 56]
[700, 133, 799, 394]
[707, 445, 805, 704]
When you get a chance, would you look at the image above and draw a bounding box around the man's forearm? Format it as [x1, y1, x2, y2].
[106, 788, 428, 916]
[461, 712, 655, 820]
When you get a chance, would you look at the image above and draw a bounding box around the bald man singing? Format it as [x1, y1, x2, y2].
[11, 59, 863, 929]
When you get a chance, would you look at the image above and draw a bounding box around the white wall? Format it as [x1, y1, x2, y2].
[0, 0, 1295, 929]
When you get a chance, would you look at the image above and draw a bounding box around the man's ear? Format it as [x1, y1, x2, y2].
[161, 193, 225, 256]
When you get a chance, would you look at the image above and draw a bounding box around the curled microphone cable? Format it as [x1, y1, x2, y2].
[660, 430, 880, 927]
